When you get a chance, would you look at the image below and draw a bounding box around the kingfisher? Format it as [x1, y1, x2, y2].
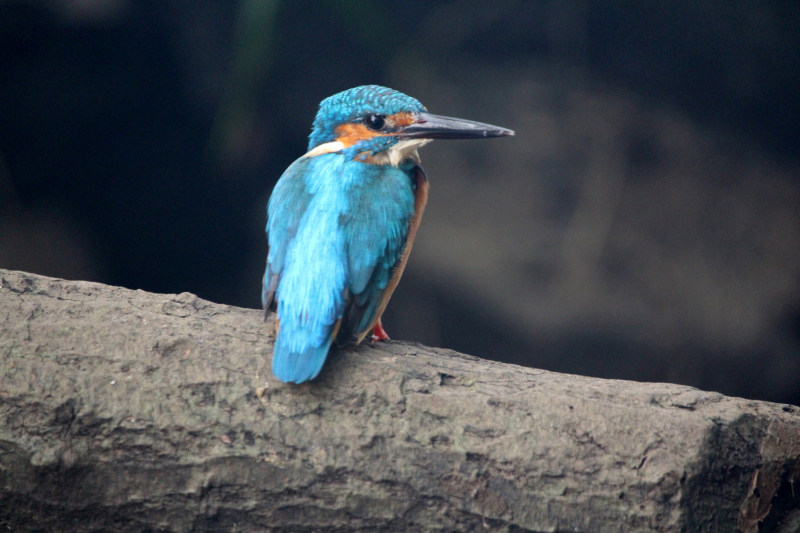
[262, 85, 513, 383]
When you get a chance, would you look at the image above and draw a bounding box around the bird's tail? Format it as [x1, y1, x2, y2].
[271, 319, 339, 384]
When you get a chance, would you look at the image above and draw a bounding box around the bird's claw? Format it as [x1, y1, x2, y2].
[371, 320, 390, 342]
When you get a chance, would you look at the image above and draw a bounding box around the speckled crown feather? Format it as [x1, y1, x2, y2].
[308, 85, 427, 150]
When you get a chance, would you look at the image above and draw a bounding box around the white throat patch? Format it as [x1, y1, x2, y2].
[370, 139, 432, 167]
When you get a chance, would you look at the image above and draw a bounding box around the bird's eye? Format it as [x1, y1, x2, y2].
[365, 114, 386, 131]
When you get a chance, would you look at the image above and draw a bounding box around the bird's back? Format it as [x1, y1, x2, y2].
[265, 153, 416, 383]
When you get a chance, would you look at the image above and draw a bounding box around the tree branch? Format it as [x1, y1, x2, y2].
[0, 269, 798, 532]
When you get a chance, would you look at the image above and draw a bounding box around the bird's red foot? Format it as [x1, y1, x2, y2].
[371, 320, 390, 342]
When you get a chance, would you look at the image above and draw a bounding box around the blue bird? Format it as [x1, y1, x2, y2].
[263, 85, 513, 383]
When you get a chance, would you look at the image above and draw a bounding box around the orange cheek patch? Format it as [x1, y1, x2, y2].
[335, 123, 381, 148]
[389, 112, 415, 127]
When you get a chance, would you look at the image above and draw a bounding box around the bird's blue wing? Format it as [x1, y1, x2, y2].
[262, 157, 314, 314]
[266, 155, 350, 383]
[336, 164, 418, 344]
[264, 155, 360, 382]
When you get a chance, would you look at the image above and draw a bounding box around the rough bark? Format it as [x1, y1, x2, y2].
[0, 269, 798, 533]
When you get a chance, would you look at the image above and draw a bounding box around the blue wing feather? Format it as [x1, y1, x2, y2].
[262, 158, 314, 312]
[338, 165, 415, 342]
[264, 153, 415, 383]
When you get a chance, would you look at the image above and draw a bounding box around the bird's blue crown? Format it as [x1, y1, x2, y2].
[308, 85, 426, 150]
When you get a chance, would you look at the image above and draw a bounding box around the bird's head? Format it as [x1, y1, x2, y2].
[306, 85, 513, 166]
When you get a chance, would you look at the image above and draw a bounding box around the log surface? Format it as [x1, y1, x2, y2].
[0, 269, 798, 533]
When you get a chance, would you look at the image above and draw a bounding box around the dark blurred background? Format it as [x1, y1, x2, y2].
[1, 0, 799, 404]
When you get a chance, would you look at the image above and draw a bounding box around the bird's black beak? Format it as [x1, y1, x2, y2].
[397, 113, 514, 140]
